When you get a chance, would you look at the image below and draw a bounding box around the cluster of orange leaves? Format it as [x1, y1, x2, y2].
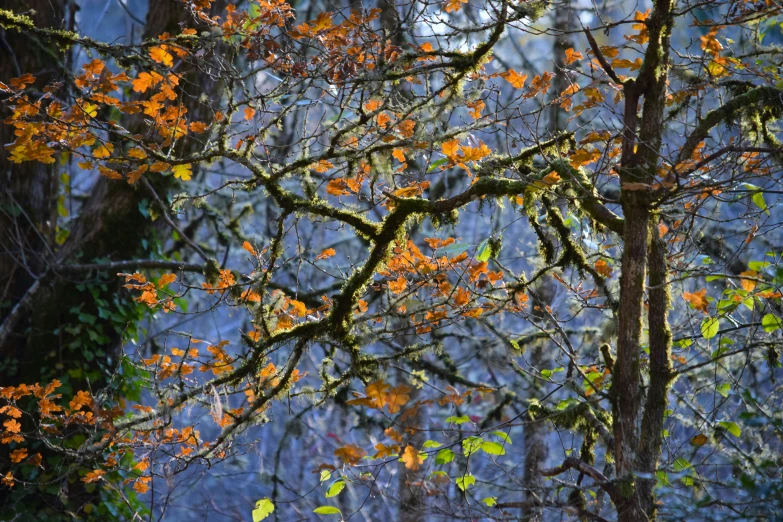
[0, 381, 99, 487]
[120, 272, 177, 312]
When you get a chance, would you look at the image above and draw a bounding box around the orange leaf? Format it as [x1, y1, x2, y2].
[334, 444, 366, 465]
[242, 241, 257, 256]
[326, 179, 351, 196]
[501, 69, 528, 89]
[158, 273, 176, 288]
[564, 48, 583, 65]
[401, 445, 423, 470]
[453, 287, 470, 307]
[442, 139, 460, 158]
[244, 107, 256, 120]
[739, 270, 758, 292]
[682, 288, 708, 312]
[594, 259, 612, 277]
[9, 448, 27, 464]
[388, 276, 407, 294]
[315, 248, 336, 261]
[149, 46, 174, 67]
[132, 71, 162, 93]
[82, 469, 106, 483]
[364, 99, 382, 112]
[444, 0, 467, 13]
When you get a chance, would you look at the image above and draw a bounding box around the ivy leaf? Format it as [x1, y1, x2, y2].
[701, 317, 720, 339]
[313, 506, 342, 515]
[252, 499, 274, 522]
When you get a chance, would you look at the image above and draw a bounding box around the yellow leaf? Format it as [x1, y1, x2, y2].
[93, 143, 114, 158]
[172, 163, 192, 181]
[128, 147, 147, 159]
[289, 299, 307, 318]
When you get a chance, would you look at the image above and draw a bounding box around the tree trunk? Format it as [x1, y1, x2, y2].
[0, 1, 223, 517]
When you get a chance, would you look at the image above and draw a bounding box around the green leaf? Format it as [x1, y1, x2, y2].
[749, 260, 771, 271]
[325, 478, 345, 498]
[445, 415, 470, 425]
[313, 506, 342, 516]
[701, 317, 720, 339]
[427, 157, 449, 172]
[718, 421, 741, 437]
[752, 191, 770, 215]
[673, 458, 691, 472]
[422, 440, 442, 449]
[717, 383, 731, 398]
[509, 339, 520, 350]
[480, 441, 506, 456]
[435, 449, 455, 465]
[541, 367, 564, 379]
[462, 436, 483, 456]
[491, 431, 512, 444]
[476, 239, 491, 262]
[252, 499, 275, 522]
[320, 470, 332, 482]
[456, 474, 475, 491]
[482, 497, 497, 507]
[762, 314, 782, 333]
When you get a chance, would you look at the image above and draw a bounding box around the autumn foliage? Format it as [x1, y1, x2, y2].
[2, 0, 783, 520]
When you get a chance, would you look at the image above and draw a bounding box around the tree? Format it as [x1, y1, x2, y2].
[1, 0, 782, 520]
